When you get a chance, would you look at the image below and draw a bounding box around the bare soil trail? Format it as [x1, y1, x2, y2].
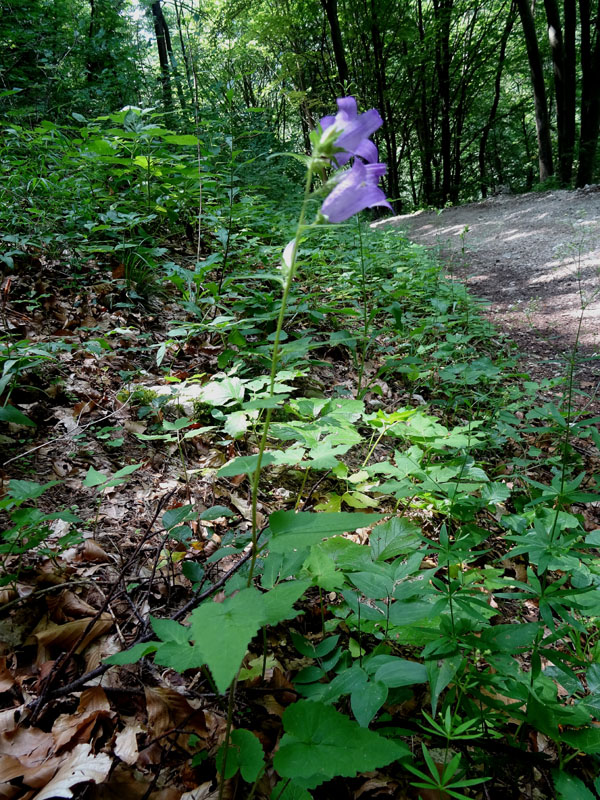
[376, 188, 600, 407]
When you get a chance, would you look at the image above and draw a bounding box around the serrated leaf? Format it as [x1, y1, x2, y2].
[270, 780, 312, 800]
[261, 580, 310, 625]
[182, 561, 204, 584]
[224, 410, 248, 438]
[273, 700, 408, 789]
[162, 504, 197, 531]
[216, 729, 265, 782]
[553, 770, 596, 800]
[7, 479, 57, 502]
[83, 465, 108, 487]
[560, 726, 600, 754]
[104, 642, 158, 665]
[189, 588, 265, 693]
[150, 616, 189, 644]
[370, 517, 422, 561]
[269, 510, 383, 553]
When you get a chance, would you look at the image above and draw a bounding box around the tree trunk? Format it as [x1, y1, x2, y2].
[516, 0, 554, 181]
[576, 0, 600, 186]
[321, 0, 349, 95]
[479, 6, 516, 196]
[151, 1, 173, 114]
[370, 0, 399, 208]
[433, 0, 453, 204]
[563, 0, 577, 182]
[543, 0, 574, 184]
[173, 0, 195, 104]
[416, 0, 435, 204]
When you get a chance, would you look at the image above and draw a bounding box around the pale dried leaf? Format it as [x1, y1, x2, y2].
[0, 706, 23, 733]
[33, 743, 111, 799]
[0, 658, 14, 692]
[27, 614, 113, 663]
[80, 540, 111, 562]
[114, 724, 142, 765]
[144, 687, 206, 739]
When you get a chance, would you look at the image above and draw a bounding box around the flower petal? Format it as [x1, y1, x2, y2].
[320, 160, 392, 223]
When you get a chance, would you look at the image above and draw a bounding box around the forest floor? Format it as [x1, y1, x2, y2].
[378, 187, 600, 408]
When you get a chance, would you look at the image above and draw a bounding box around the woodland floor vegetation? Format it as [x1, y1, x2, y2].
[1, 110, 600, 800]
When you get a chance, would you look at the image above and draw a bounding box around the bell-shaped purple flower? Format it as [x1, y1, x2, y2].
[320, 160, 392, 223]
[319, 96, 382, 166]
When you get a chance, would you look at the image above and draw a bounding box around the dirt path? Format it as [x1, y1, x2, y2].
[376, 188, 600, 405]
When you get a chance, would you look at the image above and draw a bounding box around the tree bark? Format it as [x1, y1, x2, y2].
[320, 0, 349, 95]
[479, 6, 516, 196]
[433, 0, 453, 204]
[516, 0, 554, 181]
[370, 0, 399, 208]
[151, 2, 174, 114]
[576, 0, 600, 185]
[543, 0, 574, 184]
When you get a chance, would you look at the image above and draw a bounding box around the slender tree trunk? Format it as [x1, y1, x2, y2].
[479, 7, 516, 196]
[151, 1, 173, 114]
[370, 0, 399, 208]
[173, 0, 195, 104]
[160, 5, 186, 110]
[576, 0, 600, 185]
[516, 0, 554, 181]
[320, 0, 349, 94]
[416, 0, 435, 204]
[543, 0, 574, 184]
[563, 0, 577, 182]
[433, 0, 453, 204]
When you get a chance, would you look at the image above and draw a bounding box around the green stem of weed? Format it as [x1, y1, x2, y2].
[247, 164, 315, 585]
[356, 217, 370, 396]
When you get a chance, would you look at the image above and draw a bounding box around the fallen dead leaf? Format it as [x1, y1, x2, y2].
[144, 686, 206, 739]
[0, 657, 14, 692]
[26, 614, 113, 664]
[113, 722, 143, 765]
[33, 743, 111, 799]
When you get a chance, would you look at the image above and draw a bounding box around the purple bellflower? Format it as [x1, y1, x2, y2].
[320, 159, 392, 222]
[315, 97, 392, 223]
[318, 97, 382, 166]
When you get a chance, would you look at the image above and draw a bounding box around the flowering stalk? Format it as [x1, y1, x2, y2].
[247, 163, 316, 584]
[246, 96, 391, 584]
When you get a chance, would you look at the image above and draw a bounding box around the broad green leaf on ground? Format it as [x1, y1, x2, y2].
[560, 726, 600, 754]
[261, 580, 310, 624]
[351, 680, 388, 727]
[162, 504, 197, 531]
[218, 453, 278, 476]
[370, 517, 422, 560]
[373, 657, 428, 688]
[0, 405, 35, 426]
[83, 466, 108, 487]
[104, 642, 158, 665]
[269, 510, 383, 553]
[216, 729, 265, 782]
[270, 781, 312, 800]
[553, 770, 596, 800]
[189, 588, 265, 693]
[273, 700, 408, 788]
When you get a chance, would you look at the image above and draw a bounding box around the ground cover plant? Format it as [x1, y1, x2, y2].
[1, 94, 600, 800]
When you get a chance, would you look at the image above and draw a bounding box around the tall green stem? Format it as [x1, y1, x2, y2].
[247, 164, 315, 585]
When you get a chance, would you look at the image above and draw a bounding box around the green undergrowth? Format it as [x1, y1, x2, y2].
[2, 112, 600, 799]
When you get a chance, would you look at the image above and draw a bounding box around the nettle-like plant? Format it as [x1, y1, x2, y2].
[106, 97, 417, 795]
[104, 99, 600, 798]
